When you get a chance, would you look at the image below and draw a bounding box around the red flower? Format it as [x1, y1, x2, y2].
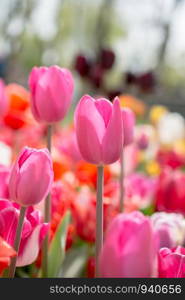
[156, 168, 185, 214]
[157, 149, 185, 170]
[87, 256, 95, 278]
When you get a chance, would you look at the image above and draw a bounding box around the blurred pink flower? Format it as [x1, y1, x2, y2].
[99, 211, 158, 277]
[56, 128, 83, 163]
[123, 144, 138, 176]
[125, 173, 156, 208]
[0, 199, 49, 266]
[122, 108, 135, 146]
[158, 246, 185, 278]
[151, 212, 185, 249]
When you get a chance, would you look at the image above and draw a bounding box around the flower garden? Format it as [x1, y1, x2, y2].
[0, 0, 185, 280]
[0, 66, 185, 278]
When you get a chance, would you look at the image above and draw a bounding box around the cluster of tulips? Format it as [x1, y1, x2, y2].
[0, 65, 185, 278]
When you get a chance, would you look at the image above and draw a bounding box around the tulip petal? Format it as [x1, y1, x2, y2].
[0, 199, 12, 210]
[29, 67, 48, 121]
[0, 207, 31, 246]
[17, 224, 49, 267]
[95, 98, 112, 127]
[16, 150, 53, 206]
[75, 95, 106, 164]
[102, 97, 123, 164]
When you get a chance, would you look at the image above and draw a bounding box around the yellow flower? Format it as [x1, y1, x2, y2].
[149, 105, 168, 125]
[174, 139, 185, 155]
[145, 160, 160, 176]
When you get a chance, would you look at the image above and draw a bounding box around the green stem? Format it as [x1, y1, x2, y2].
[42, 124, 52, 278]
[95, 165, 104, 277]
[119, 149, 124, 212]
[8, 206, 27, 278]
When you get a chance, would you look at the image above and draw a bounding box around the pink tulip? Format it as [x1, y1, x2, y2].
[0, 165, 10, 198]
[151, 212, 185, 249]
[29, 65, 74, 123]
[122, 108, 135, 146]
[99, 211, 158, 277]
[9, 147, 53, 207]
[125, 173, 157, 209]
[75, 95, 123, 165]
[158, 247, 185, 278]
[0, 79, 8, 117]
[0, 199, 49, 266]
[56, 128, 83, 162]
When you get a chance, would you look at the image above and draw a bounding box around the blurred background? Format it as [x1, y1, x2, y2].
[1, 0, 185, 114]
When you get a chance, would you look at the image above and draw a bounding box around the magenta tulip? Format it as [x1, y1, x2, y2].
[122, 108, 135, 146]
[0, 199, 49, 266]
[99, 211, 158, 277]
[158, 247, 185, 278]
[29, 65, 74, 123]
[156, 167, 185, 214]
[75, 95, 123, 165]
[0, 79, 8, 117]
[9, 147, 53, 207]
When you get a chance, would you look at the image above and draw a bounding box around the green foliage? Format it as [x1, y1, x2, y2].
[140, 204, 155, 216]
[48, 211, 71, 277]
[60, 243, 90, 278]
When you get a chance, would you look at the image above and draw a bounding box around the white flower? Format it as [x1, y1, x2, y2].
[157, 112, 185, 145]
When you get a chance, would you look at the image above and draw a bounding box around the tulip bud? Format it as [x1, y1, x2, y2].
[75, 95, 123, 165]
[9, 147, 53, 207]
[29, 65, 74, 123]
[122, 108, 135, 146]
[99, 211, 158, 277]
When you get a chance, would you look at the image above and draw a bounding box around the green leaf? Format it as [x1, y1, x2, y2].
[140, 204, 155, 216]
[48, 211, 71, 277]
[60, 244, 89, 278]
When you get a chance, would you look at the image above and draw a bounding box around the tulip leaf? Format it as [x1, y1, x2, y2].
[59, 244, 89, 278]
[48, 211, 71, 277]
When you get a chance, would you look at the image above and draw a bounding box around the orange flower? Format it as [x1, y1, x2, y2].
[53, 160, 69, 181]
[0, 236, 16, 275]
[75, 162, 111, 188]
[119, 94, 146, 117]
[5, 83, 30, 111]
[4, 84, 31, 130]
